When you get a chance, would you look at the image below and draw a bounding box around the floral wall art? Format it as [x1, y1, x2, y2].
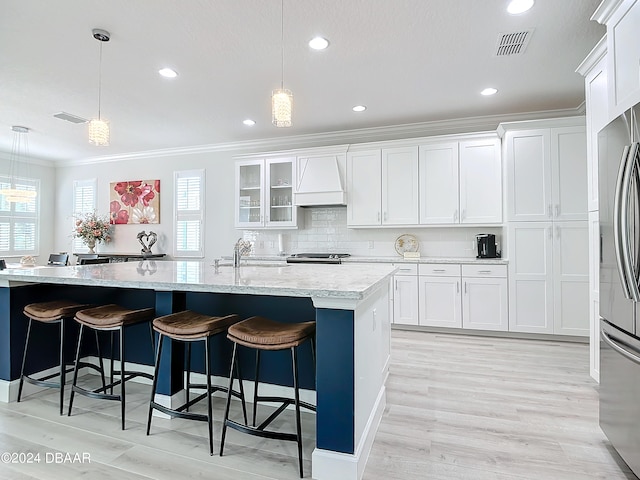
[109, 180, 160, 224]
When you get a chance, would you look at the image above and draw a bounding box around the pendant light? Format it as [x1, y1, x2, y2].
[0, 126, 37, 203]
[88, 28, 110, 146]
[272, 0, 293, 127]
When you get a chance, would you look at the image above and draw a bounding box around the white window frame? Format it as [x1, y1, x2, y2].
[174, 169, 205, 258]
[72, 179, 98, 252]
[0, 175, 40, 258]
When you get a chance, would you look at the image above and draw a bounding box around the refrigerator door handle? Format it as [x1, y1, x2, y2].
[625, 144, 640, 301]
[614, 145, 633, 299]
[601, 328, 640, 365]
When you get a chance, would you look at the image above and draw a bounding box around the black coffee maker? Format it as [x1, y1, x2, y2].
[476, 234, 498, 258]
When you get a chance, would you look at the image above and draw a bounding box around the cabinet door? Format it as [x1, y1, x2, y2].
[552, 221, 589, 336]
[459, 138, 502, 224]
[418, 276, 462, 328]
[347, 150, 382, 226]
[608, 0, 640, 116]
[265, 157, 297, 228]
[462, 276, 508, 331]
[393, 274, 419, 325]
[382, 146, 419, 225]
[551, 126, 588, 221]
[418, 142, 459, 224]
[508, 222, 554, 333]
[236, 160, 264, 228]
[505, 130, 552, 222]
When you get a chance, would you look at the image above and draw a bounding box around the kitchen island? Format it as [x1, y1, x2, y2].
[0, 260, 395, 480]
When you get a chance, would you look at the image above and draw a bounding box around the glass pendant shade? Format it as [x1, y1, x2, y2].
[0, 126, 37, 203]
[272, 89, 293, 127]
[88, 118, 110, 146]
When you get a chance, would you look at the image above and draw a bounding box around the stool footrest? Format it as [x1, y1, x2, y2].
[21, 364, 76, 390]
[225, 419, 298, 443]
[150, 401, 209, 422]
[72, 384, 121, 402]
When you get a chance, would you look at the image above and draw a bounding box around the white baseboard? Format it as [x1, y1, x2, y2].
[311, 385, 386, 480]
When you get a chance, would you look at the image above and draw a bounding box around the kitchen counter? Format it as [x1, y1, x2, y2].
[0, 260, 393, 480]
[228, 254, 508, 265]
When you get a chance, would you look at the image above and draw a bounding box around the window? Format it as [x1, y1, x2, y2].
[0, 176, 40, 257]
[174, 169, 204, 258]
[72, 179, 97, 252]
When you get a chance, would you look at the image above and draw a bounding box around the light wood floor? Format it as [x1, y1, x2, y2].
[0, 330, 637, 479]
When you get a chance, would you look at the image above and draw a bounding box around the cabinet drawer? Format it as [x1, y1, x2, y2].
[418, 264, 461, 277]
[462, 264, 507, 278]
[393, 263, 418, 275]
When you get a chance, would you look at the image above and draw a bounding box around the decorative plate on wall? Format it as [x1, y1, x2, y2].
[394, 234, 419, 255]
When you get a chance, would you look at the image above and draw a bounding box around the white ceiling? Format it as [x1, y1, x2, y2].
[0, 0, 604, 164]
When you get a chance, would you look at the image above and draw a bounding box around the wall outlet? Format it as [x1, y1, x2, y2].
[268, 241, 274, 248]
[258, 241, 264, 249]
[368, 241, 374, 249]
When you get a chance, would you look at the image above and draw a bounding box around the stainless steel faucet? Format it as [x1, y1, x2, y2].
[233, 237, 242, 267]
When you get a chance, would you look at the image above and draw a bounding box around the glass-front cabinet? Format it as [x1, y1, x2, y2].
[235, 157, 298, 229]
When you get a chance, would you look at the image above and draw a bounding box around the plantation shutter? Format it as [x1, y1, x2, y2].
[174, 170, 204, 257]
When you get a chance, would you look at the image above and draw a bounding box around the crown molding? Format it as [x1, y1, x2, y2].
[56, 106, 585, 167]
[576, 35, 607, 76]
[0, 151, 56, 168]
[591, 0, 626, 24]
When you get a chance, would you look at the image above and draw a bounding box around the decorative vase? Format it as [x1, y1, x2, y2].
[86, 238, 96, 254]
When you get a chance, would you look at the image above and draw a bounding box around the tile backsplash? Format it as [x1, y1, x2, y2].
[243, 207, 503, 258]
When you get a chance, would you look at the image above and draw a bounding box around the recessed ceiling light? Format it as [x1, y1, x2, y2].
[309, 36, 329, 50]
[243, 119, 256, 126]
[507, 0, 534, 15]
[352, 105, 367, 112]
[481, 87, 498, 96]
[158, 67, 178, 78]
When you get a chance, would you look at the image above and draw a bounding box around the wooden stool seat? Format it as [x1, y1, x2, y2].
[24, 300, 91, 322]
[227, 317, 315, 350]
[18, 300, 92, 415]
[153, 311, 240, 339]
[75, 304, 154, 329]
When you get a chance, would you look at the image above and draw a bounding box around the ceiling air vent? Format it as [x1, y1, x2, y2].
[53, 112, 88, 124]
[495, 30, 533, 56]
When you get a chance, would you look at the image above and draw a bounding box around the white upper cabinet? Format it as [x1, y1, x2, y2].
[235, 157, 299, 229]
[459, 138, 502, 224]
[419, 142, 459, 224]
[602, 0, 640, 117]
[503, 121, 587, 222]
[347, 150, 382, 226]
[347, 146, 418, 227]
[419, 135, 502, 225]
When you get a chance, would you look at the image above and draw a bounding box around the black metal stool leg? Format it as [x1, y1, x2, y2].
[252, 349, 260, 426]
[235, 356, 248, 425]
[185, 342, 191, 413]
[59, 319, 65, 415]
[119, 326, 126, 430]
[146, 334, 164, 435]
[110, 331, 115, 395]
[17, 318, 33, 403]
[205, 337, 213, 455]
[95, 330, 106, 391]
[220, 342, 238, 456]
[292, 346, 303, 478]
[68, 324, 85, 416]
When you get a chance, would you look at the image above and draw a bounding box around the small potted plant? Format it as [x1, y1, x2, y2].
[72, 211, 112, 253]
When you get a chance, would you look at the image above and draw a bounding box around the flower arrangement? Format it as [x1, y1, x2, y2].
[73, 211, 112, 250]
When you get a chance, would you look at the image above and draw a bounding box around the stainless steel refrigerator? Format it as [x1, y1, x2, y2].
[599, 102, 640, 475]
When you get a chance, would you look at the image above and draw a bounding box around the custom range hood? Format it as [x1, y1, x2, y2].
[294, 152, 346, 206]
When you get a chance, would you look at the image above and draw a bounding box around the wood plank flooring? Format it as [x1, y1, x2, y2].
[0, 330, 637, 479]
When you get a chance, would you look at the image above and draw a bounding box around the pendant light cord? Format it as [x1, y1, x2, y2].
[97, 41, 103, 120]
[280, 0, 284, 89]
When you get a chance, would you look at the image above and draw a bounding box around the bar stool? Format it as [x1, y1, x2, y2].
[67, 304, 155, 429]
[146, 310, 247, 455]
[220, 316, 316, 478]
[17, 300, 91, 415]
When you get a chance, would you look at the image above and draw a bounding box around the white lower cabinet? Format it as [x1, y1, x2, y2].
[418, 264, 462, 328]
[392, 264, 419, 325]
[462, 265, 509, 331]
[508, 221, 589, 336]
[416, 263, 507, 331]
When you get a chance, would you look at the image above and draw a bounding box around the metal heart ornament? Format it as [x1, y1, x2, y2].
[137, 231, 157, 254]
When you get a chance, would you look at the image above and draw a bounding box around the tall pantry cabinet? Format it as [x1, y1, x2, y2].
[499, 118, 589, 336]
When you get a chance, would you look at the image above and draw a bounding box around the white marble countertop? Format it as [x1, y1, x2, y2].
[0, 260, 396, 301]
[226, 255, 508, 265]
